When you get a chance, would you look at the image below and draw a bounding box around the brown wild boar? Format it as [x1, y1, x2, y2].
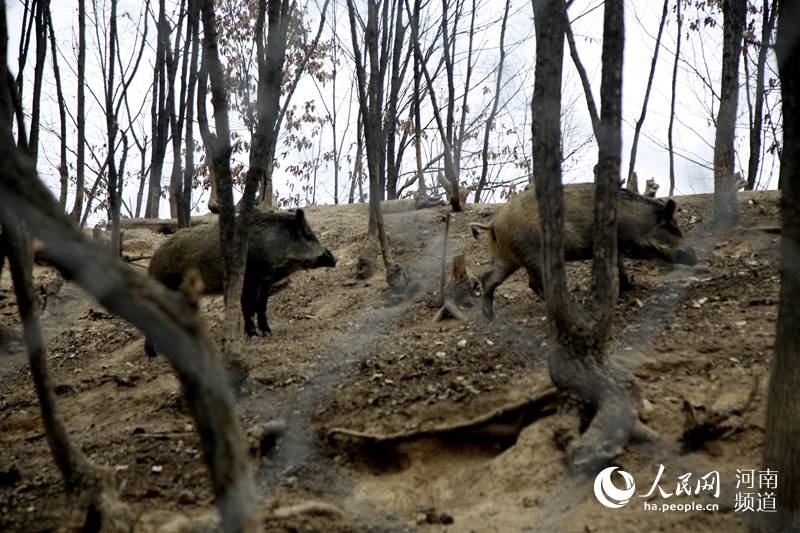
[145, 209, 336, 356]
[471, 184, 697, 319]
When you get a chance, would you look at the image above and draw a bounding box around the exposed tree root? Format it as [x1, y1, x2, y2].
[355, 234, 379, 280]
[547, 343, 646, 474]
[324, 384, 558, 448]
[269, 501, 345, 519]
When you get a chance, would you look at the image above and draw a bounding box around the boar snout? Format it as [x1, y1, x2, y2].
[674, 247, 698, 266]
[318, 248, 337, 268]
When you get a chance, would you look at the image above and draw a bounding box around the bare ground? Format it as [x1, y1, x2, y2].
[0, 191, 781, 532]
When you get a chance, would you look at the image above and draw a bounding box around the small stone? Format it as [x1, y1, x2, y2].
[151, 465, 163, 474]
[435, 351, 447, 358]
[457, 339, 468, 349]
[486, 339, 495, 346]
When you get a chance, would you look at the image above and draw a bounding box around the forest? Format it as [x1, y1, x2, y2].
[0, 0, 799, 531]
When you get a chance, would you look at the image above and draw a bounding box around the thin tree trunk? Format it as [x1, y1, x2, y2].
[70, 0, 86, 222]
[406, 0, 460, 211]
[746, 0, 778, 190]
[46, 6, 68, 210]
[134, 137, 148, 218]
[667, 0, 682, 196]
[181, 0, 199, 227]
[168, 2, 188, 221]
[349, 111, 364, 204]
[27, 0, 48, 160]
[565, 14, 600, 139]
[712, 0, 745, 228]
[347, 0, 405, 288]
[385, 0, 406, 200]
[15, 0, 35, 150]
[412, 0, 426, 199]
[106, 0, 121, 257]
[625, 0, 668, 193]
[474, 0, 510, 203]
[146, 0, 170, 219]
[453, 0, 475, 178]
[759, 1, 800, 530]
[260, 0, 331, 208]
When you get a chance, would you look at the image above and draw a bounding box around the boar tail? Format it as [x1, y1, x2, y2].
[469, 222, 493, 240]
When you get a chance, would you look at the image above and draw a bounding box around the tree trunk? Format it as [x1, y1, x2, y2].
[408, 0, 461, 211]
[27, 0, 49, 161]
[746, 0, 778, 191]
[105, 0, 121, 257]
[474, 0, 509, 203]
[69, 0, 86, 222]
[181, 0, 200, 227]
[532, 0, 641, 473]
[626, 0, 668, 193]
[198, 0, 253, 357]
[759, 1, 800, 530]
[46, 6, 68, 211]
[168, 2, 187, 222]
[667, 0, 682, 197]
[712, 0, 745, 228]
[347, 0, 406, 289]
[146, 0, 170, 219]
[385, 0, 406, 200]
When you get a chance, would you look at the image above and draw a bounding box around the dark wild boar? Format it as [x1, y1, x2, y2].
[471, 184, 697, 319]
[145, 209, 336, 356]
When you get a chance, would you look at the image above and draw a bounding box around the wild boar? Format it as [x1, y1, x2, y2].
[145, 209, 336, 356]
[471, 184, 697, 319]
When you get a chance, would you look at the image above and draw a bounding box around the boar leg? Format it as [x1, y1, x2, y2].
[480, 260, 517, 320]
[241, 278, 260, 338]
[618, 256, 634, 292]
[525, 261, 545, 298]
[255, 281, 273, 336]
[144, 337, 157, 358]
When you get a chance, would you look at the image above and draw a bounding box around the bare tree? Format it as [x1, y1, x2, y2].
[745, 0, 778, 190]
[27, 0, 49, 160]
[759, 0, 800, 530]
[180, 0, 201, 227]
[406, 0, 463, 210]
[667, 0, 683, 196]
[385, 0, 409, 200]
[712, 0, 745, 227]
[46, 5, 68, 210]
[347, 0, 406, 288]
[626, 0, 669, 193]
[70, 0, 87, 223]
[473, 0, 510, 203]
[531, 0, 647, 471]
[145, 0, 170, 219]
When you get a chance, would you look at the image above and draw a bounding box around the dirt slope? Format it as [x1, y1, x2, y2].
[0, 191, 781, 532]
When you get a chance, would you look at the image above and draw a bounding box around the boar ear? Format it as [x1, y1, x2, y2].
[660, 200, 676, 221]
[295, 208, 306, 226]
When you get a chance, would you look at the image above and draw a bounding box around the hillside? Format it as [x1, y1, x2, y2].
[0, 190, 782, 532]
